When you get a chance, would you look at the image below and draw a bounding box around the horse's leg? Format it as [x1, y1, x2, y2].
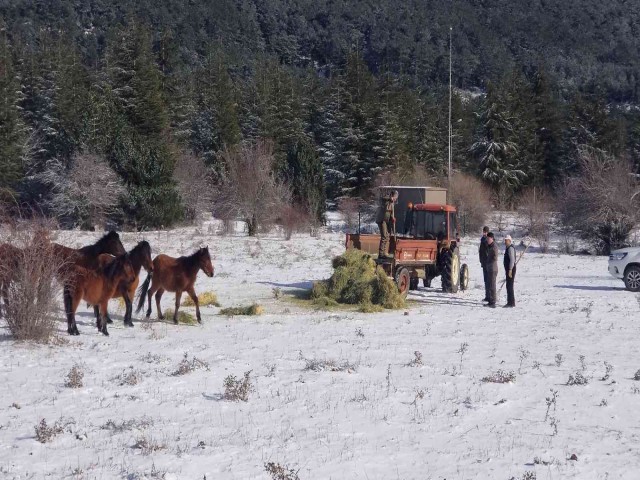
[145, 280, 158, 319]
[64, 287, 80, 336]
[98, 302, 109, 336]
[155, 289, 165, 320]
[173, 290, 182, 324]
[93, 305, 100, 327]
[186, 286, 201, 324]
[123, 294, 133, 327]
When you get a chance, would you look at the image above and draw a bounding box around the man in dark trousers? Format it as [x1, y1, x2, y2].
[484, 232, 499, 308]
[376, 190, 398, 259]
[503, 235, 516, 307]
[479, 226, 490, 301]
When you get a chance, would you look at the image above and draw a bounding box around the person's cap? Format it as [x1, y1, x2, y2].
[487, 232, 494, 238]
[505, 235, 512, 241]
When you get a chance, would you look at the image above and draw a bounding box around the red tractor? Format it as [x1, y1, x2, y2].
[345, 186, 470, 298]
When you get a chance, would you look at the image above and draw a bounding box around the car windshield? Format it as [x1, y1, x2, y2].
[415, 211, 447, 239]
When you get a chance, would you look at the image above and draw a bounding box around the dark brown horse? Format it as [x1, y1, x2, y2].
[136, 247, 214, 324]
[92, 240, 154, 327]
[53, 230, 126, 273]
[64, 253, 136, 336]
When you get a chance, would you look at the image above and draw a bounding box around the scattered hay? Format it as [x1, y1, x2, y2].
[182, 291, 220, 307]
[164, 309, 198, 325]
[311, 250, 405, 310]
[219, 304, 264, 316]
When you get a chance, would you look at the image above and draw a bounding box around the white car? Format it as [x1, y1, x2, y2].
[608, 247, 640, 292]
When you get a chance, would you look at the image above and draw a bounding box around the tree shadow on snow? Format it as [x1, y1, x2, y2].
[409, 289, 482, 308]
[554, 284, 626, 292]
[258, 280, 314, 290]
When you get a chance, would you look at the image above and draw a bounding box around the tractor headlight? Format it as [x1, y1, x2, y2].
[609, 252, 627, 261]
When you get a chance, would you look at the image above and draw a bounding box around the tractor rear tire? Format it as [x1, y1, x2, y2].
[441, 248, 461, 293]
[460, 263, 469, 291]
[395, 267, 411, 299]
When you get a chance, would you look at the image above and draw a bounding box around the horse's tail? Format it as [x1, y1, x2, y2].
[135, 273, 152, 314]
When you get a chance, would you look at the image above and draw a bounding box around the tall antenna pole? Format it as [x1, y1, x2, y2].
[448, 26, 453, 203]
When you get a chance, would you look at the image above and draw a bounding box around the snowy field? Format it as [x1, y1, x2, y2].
[1, 216, 639, 480]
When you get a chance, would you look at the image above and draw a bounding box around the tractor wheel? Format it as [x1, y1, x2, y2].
[460, 264, 470, 291]
[624, 265, 640, 292]
[395, 267, 411, 299]
[441, 248, 461, 293]
[409, 277, 419, 290]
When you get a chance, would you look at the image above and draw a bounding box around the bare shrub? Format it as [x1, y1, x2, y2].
[302, 357, 358, 373]
[213, 140, 291, 236]
[173, 150, 213, 223]
[3, 221, 62, 342]
[405, 351, 423, 367]
[279, 204, 312, 240]
[101, 417, 154, 434]
[634, 369, 640, 381]
[223, 370, 253, 402]
[337, 197, 368, 232]
[132, 435, 166, 455]
[40, 153, 126, 229]
[481, 370, 516, 384]
[517, 187, 554, 252]
[114, 367, 141, 386]
[449, 173, 492, 235]
[34, 419, 64, 443]
[265, 462, 300, 480]
[171, 353, 210, 376]
[566, 371, 589, 386]
[560, 147, 640, 254]
[64, 365, 84, 389]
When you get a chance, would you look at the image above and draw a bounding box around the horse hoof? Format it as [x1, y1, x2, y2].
[106, 318, 113, 324]
[101, 329, 109, 336]
[173, 319, 178, 325]
[126, 322, 134, 328]
[197, 318, 202, 324]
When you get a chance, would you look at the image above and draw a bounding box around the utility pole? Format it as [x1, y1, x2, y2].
[448, 26, 453, 204]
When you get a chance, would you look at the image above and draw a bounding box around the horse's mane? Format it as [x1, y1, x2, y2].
[104, 253, 128, 281]
[181, 247, 208, 269]
[79, 231, 120, 255]
[130, 240, 150, 257]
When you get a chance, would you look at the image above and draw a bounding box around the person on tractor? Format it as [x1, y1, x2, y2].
[376, 190, 398, 259]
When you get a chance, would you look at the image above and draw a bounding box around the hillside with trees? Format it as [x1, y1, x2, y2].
[0, 0, 639, 232]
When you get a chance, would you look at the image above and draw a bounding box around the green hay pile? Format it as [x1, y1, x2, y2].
[311, 250, 405, 310]
[182, 291, 220, 307]
[219, 304, 264, 316]
[164, 309, 198, 325]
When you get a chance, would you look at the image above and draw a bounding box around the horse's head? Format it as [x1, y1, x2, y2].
[199, 247, 214, 278]
[101, 231, 126, 256]
[138, 240, 154, 273]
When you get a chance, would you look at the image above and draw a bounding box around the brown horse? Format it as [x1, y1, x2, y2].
[53, 230, 126, 273]
[64, 253, 136, 336]
[92, 240, 154, 327]
[136, 247, 214, 324]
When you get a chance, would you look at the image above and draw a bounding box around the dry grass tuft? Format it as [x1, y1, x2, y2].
[481, 370, 516, 384]
[64, 364, 84, 388]
[164, 309, 198, 325]
[219, 303, 264, 316]
[171, 353, 210, 376]
[223, 370, 253, 402]
[34, 419, 64, 443]
[265, 462, 300, 480]
[181, 291, 220, 307]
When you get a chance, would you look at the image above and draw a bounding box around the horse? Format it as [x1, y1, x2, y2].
[136, 247, 214, 324]
[53, 230, 126, 274]
[63, 253, 136, 336]
[91, 240, 154, 327]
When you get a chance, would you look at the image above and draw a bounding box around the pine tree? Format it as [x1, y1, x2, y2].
[471, 83, 525, 203]
[0, 34, 24, 200]
[285, 139, 326, 222]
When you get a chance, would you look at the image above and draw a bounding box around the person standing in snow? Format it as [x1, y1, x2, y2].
[479, 225, 490, 302]
[484, 232, 499, 308]
[376, 190, 398, 259]
[503, 235, 516, 307]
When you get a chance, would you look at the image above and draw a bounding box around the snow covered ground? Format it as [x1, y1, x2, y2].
[1, 216, 639, 480]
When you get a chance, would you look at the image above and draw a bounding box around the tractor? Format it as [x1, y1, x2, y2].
[345, 186, 470, 298]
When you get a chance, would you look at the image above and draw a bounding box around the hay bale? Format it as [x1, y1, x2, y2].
[182, 291, 220, 307]
[164, 309, 198, 325]
[219, 304, 264, 316]
[315, 250, 405, 310]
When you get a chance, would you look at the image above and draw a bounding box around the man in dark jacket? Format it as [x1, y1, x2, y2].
[403, 202, 415, 236]
[484, 232, 499, 308]
[376, 190, 398, 258]
[479, 226, 490, 301]
[503, 235, 516, 307]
